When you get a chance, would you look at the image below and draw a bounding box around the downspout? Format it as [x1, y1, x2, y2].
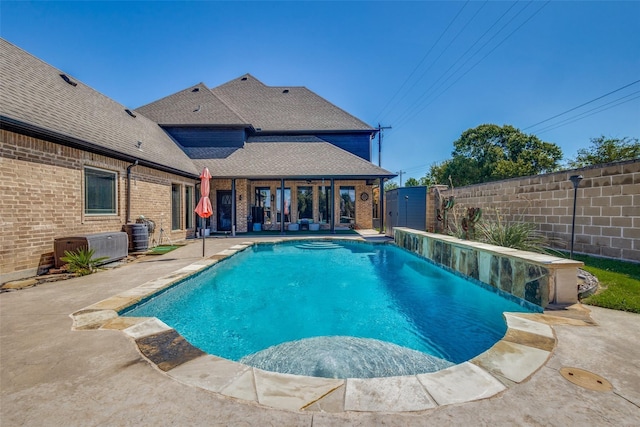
[126, 160, 138, 224]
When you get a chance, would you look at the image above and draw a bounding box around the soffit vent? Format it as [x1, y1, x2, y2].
[60, 74, 77, 87]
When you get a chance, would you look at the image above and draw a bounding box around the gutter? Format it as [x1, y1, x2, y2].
[1, 116, 199, 179]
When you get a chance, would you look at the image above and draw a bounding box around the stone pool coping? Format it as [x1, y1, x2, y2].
[70, 238, 560, 413]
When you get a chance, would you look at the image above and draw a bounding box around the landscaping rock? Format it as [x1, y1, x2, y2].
[578, 268, 599, 298]
[1, 278, 38, 291]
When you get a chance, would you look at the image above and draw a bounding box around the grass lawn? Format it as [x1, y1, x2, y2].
[572, 254, 640, 314]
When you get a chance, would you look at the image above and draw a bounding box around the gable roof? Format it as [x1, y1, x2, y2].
[135, 82, 248, 127]
[0, 39, 198, 176]
[189, 137, 395, 179]
[211, 74, 375, 132]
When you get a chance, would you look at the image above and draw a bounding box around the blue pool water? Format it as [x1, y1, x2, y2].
[123, 240, 535, 378]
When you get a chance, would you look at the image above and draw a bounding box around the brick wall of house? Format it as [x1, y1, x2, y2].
[1, 130, 197, 282]
[429, 159, 639, 263]
[213, 179, 375, 232]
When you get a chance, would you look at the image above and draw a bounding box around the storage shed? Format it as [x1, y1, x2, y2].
[385, 186, 428, 237]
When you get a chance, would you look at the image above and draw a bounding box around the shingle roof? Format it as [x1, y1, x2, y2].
[211, 74, 375, 132]
[135, 83, 248, 126]
[0, 39, 198, 176]
[189, 139, 395, 179]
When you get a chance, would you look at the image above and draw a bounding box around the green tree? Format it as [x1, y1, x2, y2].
[418, 175, 435, 186]
[427, 124, 562, 187]
[568, 136, 639, 168]
[384, 181, 399, 192]
[404, 177, 420, 187]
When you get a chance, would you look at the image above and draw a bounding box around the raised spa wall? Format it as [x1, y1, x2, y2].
[394, 228, 583, 308]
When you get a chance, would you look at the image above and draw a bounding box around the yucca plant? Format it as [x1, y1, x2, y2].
[60, 248, 109, 276]
[477, 216, 548, 253]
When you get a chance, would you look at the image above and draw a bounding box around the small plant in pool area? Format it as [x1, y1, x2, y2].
[60, 247, 109, 276]
[476, 215, 548, 253]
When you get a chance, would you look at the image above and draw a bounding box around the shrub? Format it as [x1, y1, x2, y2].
[60, 248, 109, 276]
[477, 216, 548, 253]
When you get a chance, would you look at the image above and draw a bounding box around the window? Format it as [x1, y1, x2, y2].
[297, 186, 313, 219]
[185, 186, 194, 229]
[84, 167, 117, 215]
[340, 186, 355, 224]
[318, 186, 332, 224]
[256, 187, 271, 224]
[276, 188, 291, 222]
[171, 184, 181, 230]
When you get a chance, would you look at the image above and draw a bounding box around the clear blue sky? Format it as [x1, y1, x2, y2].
[2, 1, 639, 182]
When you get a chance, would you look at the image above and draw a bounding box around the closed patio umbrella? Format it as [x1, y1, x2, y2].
[194, 167, 213, 257]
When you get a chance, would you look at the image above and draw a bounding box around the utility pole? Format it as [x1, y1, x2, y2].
[377, 123, 392, 167]
[397, 170, 405, 187]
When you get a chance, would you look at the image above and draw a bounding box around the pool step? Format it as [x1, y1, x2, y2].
[295, 241, 342, 250]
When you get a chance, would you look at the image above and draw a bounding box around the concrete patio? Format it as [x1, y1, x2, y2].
[1, 235, 639, 426]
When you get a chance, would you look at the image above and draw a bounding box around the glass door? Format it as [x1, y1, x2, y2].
[217, 191, 232, 231]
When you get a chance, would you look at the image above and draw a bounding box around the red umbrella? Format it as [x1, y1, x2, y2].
[195, 167, 213, 256]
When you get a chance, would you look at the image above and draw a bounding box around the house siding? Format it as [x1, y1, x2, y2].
[199, 178, 374, 234]
[317, 133, 372, 161]
[1, 129, 196, 282]
[164, 127, 245, 148]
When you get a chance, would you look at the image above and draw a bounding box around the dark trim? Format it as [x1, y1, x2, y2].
[159, 124, 249, 129]
[204, 174, 397, 180]
[1, 116, 199, 179]
[251, 129, 376, 135]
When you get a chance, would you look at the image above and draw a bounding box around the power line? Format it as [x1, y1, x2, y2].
[534, 93, 640, 135]
[383, 1, 488, 124]
[374, 1, 471, 122]
[396, 0, 550, 128]
[390, 0, 518, 128]
[523, 79, 640, 131]
[390, 1, 526, 128]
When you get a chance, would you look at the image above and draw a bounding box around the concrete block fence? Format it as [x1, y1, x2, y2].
[427, 159, 639, 263]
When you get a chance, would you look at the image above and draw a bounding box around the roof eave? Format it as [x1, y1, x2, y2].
[254, 129, 376, 135]
[1, 116, 199, 179]
[207, 173, 397, 180]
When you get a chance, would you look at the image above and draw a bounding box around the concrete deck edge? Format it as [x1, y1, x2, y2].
[70, 237, 557, 413]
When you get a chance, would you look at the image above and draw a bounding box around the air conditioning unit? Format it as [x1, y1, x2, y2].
[54, 232, 128, 268]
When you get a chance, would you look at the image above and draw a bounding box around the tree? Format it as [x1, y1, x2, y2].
[568, 136, 639, 168]
[427, 124, 562, 187]
[404, 177, 420, 187]
[418, 175, 435, 186]
[384, 181, 399, 192]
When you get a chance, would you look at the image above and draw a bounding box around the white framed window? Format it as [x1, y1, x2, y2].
[84, 166, 117, 215]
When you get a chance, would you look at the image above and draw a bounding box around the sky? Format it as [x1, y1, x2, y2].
[2, 1, 639, 183]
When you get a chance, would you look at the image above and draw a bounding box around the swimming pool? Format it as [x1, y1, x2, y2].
[123, 240, 535, 378]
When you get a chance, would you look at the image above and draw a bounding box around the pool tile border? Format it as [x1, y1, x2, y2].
[71, 238, 558, 413]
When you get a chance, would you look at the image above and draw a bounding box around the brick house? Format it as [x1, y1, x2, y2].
[0, 39, 394, 282]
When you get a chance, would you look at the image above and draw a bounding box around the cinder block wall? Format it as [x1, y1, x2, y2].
[429, 159, 639, 263]
[1, 130, 196, 282]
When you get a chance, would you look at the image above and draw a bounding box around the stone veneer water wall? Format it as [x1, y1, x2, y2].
[394, 228, 582, 308]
